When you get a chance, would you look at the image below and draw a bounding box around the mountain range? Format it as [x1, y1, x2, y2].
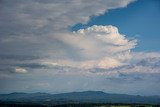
[0, 91, 160, 106]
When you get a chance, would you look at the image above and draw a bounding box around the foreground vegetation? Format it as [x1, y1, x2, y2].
[0, 103, 159, 107]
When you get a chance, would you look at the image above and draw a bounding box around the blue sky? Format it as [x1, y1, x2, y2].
[0, 0, 160, 95]
[72, 0, 160, 52]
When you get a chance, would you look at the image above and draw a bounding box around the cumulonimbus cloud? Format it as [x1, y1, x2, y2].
[45, 25, 137, 69]
[0, 0, 160, 95]
[0, 0, 136, 71]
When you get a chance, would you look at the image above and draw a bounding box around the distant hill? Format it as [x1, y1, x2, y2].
[0, 91, 160, 106]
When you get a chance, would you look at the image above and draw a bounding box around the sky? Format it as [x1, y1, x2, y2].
[0, 0, 160, 96]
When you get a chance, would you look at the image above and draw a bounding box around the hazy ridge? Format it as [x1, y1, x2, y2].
[0, 91, 160, 106]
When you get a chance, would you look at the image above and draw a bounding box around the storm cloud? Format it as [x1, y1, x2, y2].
[0, 0, 160, 95]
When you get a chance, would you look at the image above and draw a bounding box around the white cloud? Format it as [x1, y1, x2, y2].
[14, 67, 27, 73]
[50, 25, 137, 69]
[90, 52, 160, 76]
